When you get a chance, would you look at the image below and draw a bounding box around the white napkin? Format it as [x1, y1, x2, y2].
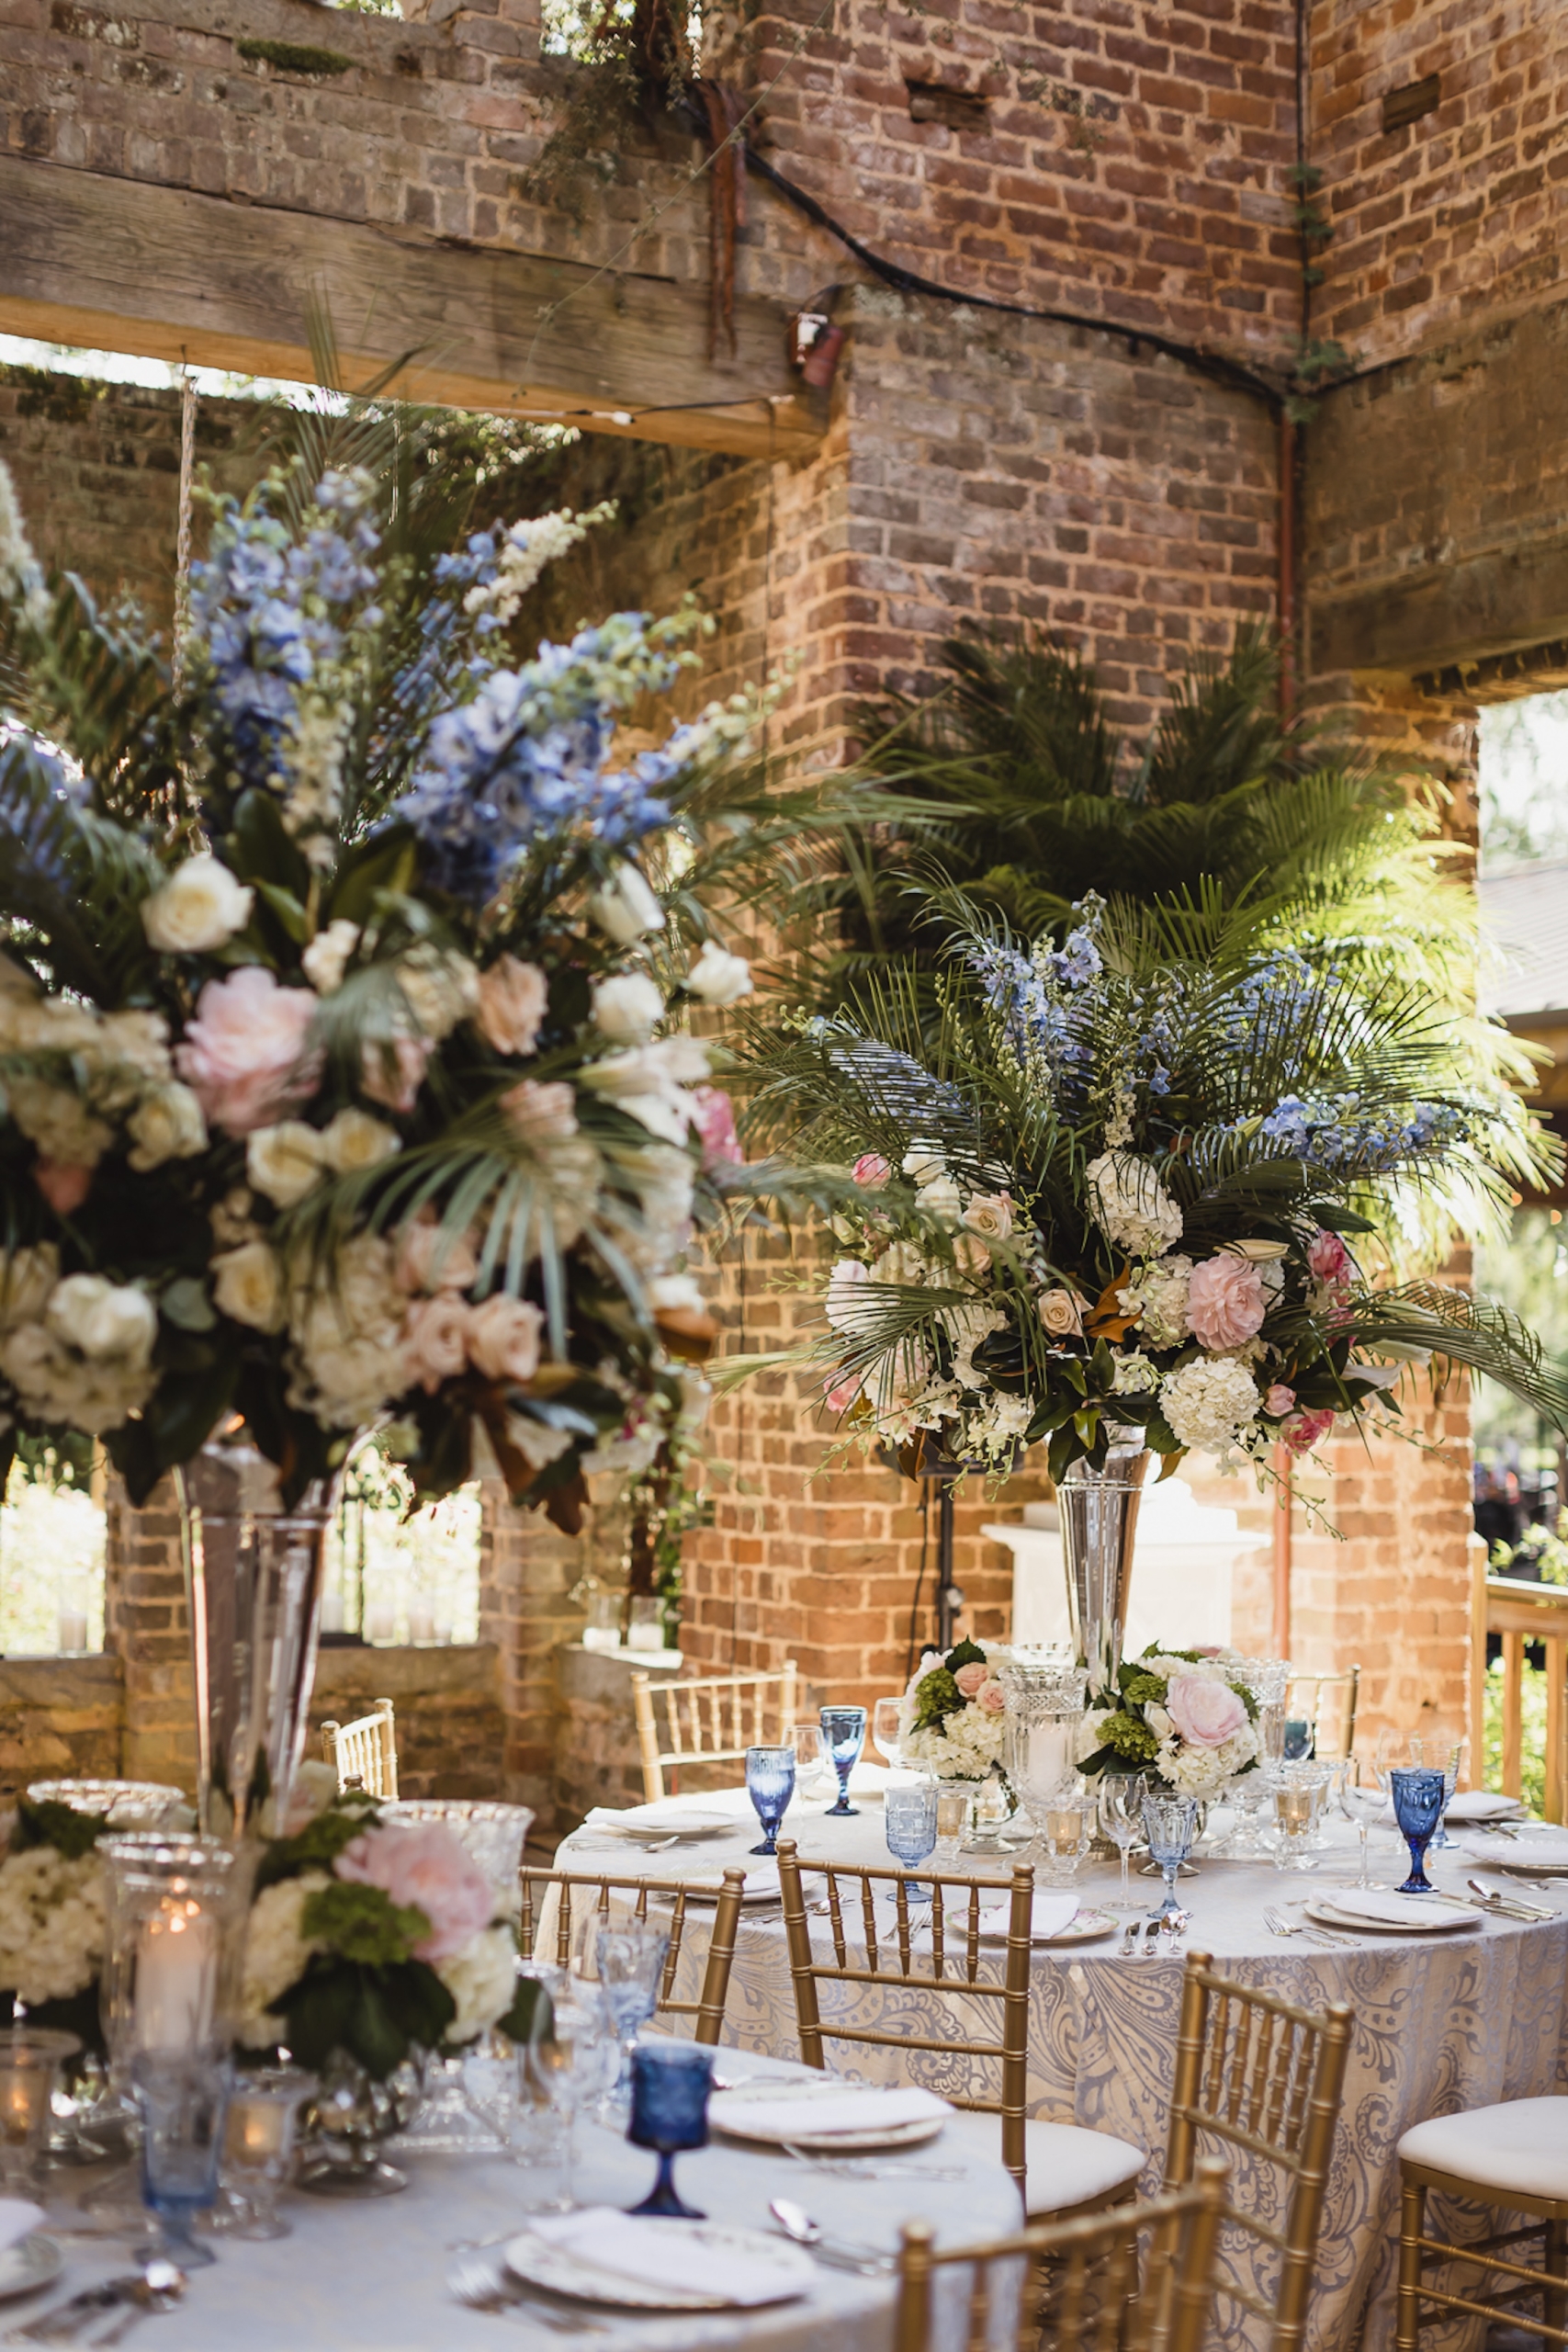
[1324, 1888, 1473, 1928]
[0, 2200, 42, 2256]
[1444, 1792, 1526, 1822]
[527, 2210, 804, 2305]
[689, 1859, 780, 1900]
[583, 1800, 735, 1833]
[1461, 1827, 1568, 1867]
[710, 2084, 951, 2137]
[973, 1891, 1079, 1941]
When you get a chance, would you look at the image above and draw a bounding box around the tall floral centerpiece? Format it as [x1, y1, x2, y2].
[741, 897, 1568, 1685]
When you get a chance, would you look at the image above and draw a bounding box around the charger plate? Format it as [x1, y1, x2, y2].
[1305, 1894, 1474, 1935]
[503, 2221, 814, 2311]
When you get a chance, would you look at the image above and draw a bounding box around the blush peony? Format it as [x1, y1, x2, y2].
[852, 1153, 891, 1189]
[690, 1086, 742, 1169]
[1186, 1253, 1269, 1351]
[1166, 1674, 1248, 1748]
[333, 1822, 494, 1962]
[1307, 1229, 1351, 1286]
[175, 968, 320, 1136]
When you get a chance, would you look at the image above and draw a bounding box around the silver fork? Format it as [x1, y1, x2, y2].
[447, 2253, 609, 2337]
[1265, 1906, 1348, 1950]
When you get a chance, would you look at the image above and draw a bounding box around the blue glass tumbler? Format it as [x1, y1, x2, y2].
[819, 1706, 867, 1817]
[745, 1746, 795, 1857]
[1390, 1767, 1446, 1894]
[626, 2041, 713, 2220]
[132, 2050, 231, 2270]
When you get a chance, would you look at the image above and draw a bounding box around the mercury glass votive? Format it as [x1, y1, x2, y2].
[933, 1788, 970, 1868]
[0, 2028, 80, 2190]
[1039, 1791, 1092, 1885]
[212, 2066, 316, 2240]
[1269, 1765, 1332, 1873]
[626, 2042, 713, 2220]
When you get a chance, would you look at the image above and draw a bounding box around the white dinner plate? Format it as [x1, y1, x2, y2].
[974, 1905, 1118, 1947]
[607, 1809, 738, 1844]
[1306, 1895, 1474, 1935]
[503, 2221, 814, 2310]
[0, 2235, 62, 2302]
[714, 2106, 946, 2154]
[1461, 1829, 1568, 1875]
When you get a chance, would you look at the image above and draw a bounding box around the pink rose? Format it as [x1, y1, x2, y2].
[174, 968, 320, 1137]
[334, 1821, 494, 1962]
[1263, 1383, 1295, 1417]
[1166, 1674, 1247, 1748]
[691, 1086, 742, 1170]
[34, 1160, 92, 1216]
[362, 1032, 432, 1115]
[396, 1211, 479, 1297]
[1307, 1229, 1351, 1287]
[477, 956, 548, 1057]
[824, 1372, 862, 1414]
[852, 1153, 890, 1189]
[1282, 1406, 1336, 1457]
[953, 1660, 989, 1699]
[501, 1080, 579, 1142]
[467, 1293, 543, 1385]
[1186, 1253, 1268, 1351]
[976, 1678, 1007, 1713]
[400, 1292, 472, 1393]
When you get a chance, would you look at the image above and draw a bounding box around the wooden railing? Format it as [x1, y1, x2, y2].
[1470, 1557, 1568, 1821]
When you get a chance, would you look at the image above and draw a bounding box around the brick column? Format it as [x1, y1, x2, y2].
[102, 1473, 197, 1792]
[476, 1475, 615, 1829]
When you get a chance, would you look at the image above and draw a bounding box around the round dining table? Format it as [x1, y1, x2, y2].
[555, 1777, 1568, 2352]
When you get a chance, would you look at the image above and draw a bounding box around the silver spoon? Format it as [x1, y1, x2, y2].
[768, 2199, 892, 2274]
[447, 2252, 608, 2336]
[90, 2263, 186, 2347]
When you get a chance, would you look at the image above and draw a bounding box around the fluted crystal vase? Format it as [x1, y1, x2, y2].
[1059, 1440, 1152, 1697]
[177, 1436, 337, 1841]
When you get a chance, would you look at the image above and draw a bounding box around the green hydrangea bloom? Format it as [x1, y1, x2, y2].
[1121, 1670, 1168, 1709]
[1100, 1711, 1160, 1764]
[913, 1666, 960, 1730]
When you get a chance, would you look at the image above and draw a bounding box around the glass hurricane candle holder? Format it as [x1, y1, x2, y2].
[626, 2042, 713, 2220]
[0, 2028, 79, 2191]
[744, 1747, 795, 1858]
[933, 1788, 970, 1869]
[999, 1658, 1088, 1846]
[212, 2065, 316, 2240]
[100, 1835, 249, 2067]
[818, 1707, 866, 1816]
[1390, 1767, 1446, 1894]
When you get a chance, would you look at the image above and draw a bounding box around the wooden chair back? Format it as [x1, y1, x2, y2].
[632, 1661, 799, 1801]
[895, 2156, 1231, 2352]
[1472, 1555, 1568, 1819]
[519, 1865, 747, 2045]
[1162, 1948, 1354, 2352]
[1284, 1666, 1359, 1759]
[775, 1838, 1034, 2196]
[321, 1696, 399, 1799]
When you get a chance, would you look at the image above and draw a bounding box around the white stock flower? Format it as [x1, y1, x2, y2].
[463, 507, 606, 628]
[684, 942, 752, 1006]
[247, 1122, 327, 1208]
[126, 1082, 207, 1171]
[871, 1239, 927, 1285]
[582, 1037, 709, 1144]
[1086, 1151, 1183, 1258]
[281, 699, 348, 844]
[397, 947, 480, 1041]
[824, 1259, 873, 1334]
[0, 1244, 58, 1332]
[437, 1925, 519, 2043]
[1111, 1350, 1157, 1395]
[47, 1275, 156, 1367]
[319, 1107, 400, 1177]
[587, 865, 664, 944]
[141, 854, 254, 956]
[6, 1080, 112, 1170]
[211, 1241, 288, 1333]
[1158, 1354, 1261, 1458]
[1119, 1253, 1193, 1350]
[301, 920, 361, 995]
[591, 973, 665, 1045]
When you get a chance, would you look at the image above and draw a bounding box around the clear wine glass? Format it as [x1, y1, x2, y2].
[870, 1697, 905, 1770]
[791, 1721, 832, 1797]
[523, 1988, 613, 2211]
[1097, 1775, 1146, 1912]
[1337, 1758, 1389, 1889]
[593, 1923, 670, 2108]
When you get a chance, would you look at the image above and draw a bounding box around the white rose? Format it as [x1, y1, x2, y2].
[902, 1147, 946, 1186]
[396, 948, 481, 1041]
[126, 1082, 208, 1172]
[141, 854, 254, 955]
[211, 1241, 287, 1333]
[318, 1107, 401, 1177]
[300, 919, 362, 995]
[47, 1274, 157, 1367]
[6, 1080, 112, 1170]
[592, 973, 665, 1045]
[0, 1243, 58, 1332]
[1, 1323, 153, 1431]
[962, 1192, 1013, 1242]
[684, 942, 752, 1006]
[466, 1295, 544, 1385]
[917, 1175, 963, 1227]
[247, 1122, 326, 1208]
[587, 865, 664, 944]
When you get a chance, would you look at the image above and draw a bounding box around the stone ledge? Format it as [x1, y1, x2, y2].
[312, 1642, 501, 1705]
[0, 1652, 126, 1788]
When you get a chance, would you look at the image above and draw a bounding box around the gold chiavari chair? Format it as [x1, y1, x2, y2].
[1283, 1666, 1360, 1760]
[1393, 2096, 1568, 2350]
[895, 2155, 1231, 2352]
[776, 1839, 1145, 2218]
[519, 1865, 747, 2045]
[1161, 1948, 1354, 2352]
[321, 1696, 399, 1799]
[631, 1662, 799, 1801]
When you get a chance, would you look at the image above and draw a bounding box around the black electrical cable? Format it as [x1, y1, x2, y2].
[906, 1479, 931, 1684]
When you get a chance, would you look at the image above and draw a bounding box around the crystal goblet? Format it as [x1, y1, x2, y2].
[594, 1922, 670, 2108]
[819, 1706, 866, 1817]
[1390, 1767, 1446, 1894]
[1140, 1790, 1199, 1919]
[744, 1746, 795, 1858]
[884, 1782, 939, 1898]
[131, 2049, 231, 2270]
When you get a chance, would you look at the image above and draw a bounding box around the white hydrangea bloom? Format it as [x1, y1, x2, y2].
[1086, 1152, 1183, 1258]
[1158, 1355, 1261, 1459]
[0, 1849, 105, 2005]
[1155, 1723, 1259, 1800]
[237, 1871, 330, 2048]
[288, 1233, 408, 1428]
[437, 1925, 519, 2043]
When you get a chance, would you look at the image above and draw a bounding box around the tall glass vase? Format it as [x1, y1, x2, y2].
[177, 1434, 337, 1841]
[1060, 1439, 1152, 1696]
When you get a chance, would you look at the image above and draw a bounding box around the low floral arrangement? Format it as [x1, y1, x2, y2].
[1079, 1651, 1259, 1800]
[741, 897, 1567, 1488]
[897, 1637, 1012, 1782]
[0, 1797, 115, 2053]
[239, 1767, 531, 2078]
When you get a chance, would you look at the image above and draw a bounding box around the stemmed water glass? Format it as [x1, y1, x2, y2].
[131, 2050, 231, 2270]
[1141, 1791, 1199, 1919]
[884, 1782, 939, 1900]
[870, 1698, 906, 1771]
[1337, 1758, 1388, 1889]
[1098, 1775, 1147, 1912]
[745, 1745, 795, 1857]
[594, 1922, 671, 2107]
[524, 1985, 613, 2211]
[1390, 1768, 1446, 1894]
[819, 1706, 867, 1816]
[790, 1721, 833, 1799]
[1410, 1732, 1466, 1849]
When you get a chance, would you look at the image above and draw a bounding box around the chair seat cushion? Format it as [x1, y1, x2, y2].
[942, 2111, 1146, 2217]
[1399, 2098, 1568, 2201]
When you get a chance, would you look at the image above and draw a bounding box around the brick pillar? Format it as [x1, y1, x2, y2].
[476, 1475, 616, 1829]
[102, 1474, 196, 1792]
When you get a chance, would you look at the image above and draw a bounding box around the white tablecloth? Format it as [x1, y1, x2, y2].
[37, 2078, 1017, 2352]
[558, 1785, 1568, 2352]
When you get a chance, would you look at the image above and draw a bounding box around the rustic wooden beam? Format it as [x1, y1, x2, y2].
[0, 155, 819, 460]
[1309, 538, 1568, 679]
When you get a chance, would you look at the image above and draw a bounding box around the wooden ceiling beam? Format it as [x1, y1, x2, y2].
[0, 156, 821, 460]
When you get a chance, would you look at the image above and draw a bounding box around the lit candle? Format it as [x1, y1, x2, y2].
[56, 1608, 87, 1655]
[1275, 1784, 1314, 1832]
[407, 1602, 435, 1645]
[225, 2092, 288, 2165]
[135, 1906, 219, 2052]
[1045, 1804, 1085, 1846]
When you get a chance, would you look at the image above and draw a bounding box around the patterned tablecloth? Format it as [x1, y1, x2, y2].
[557, 1783, 1568, 2352]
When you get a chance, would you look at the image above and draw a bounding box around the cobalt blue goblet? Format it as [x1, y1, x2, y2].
[626, 2042, 713, 2220]
[1390, 1766, 1446, 1894]
[745, 1745, 795, 1857]
[819, 1705, 866, 1817]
